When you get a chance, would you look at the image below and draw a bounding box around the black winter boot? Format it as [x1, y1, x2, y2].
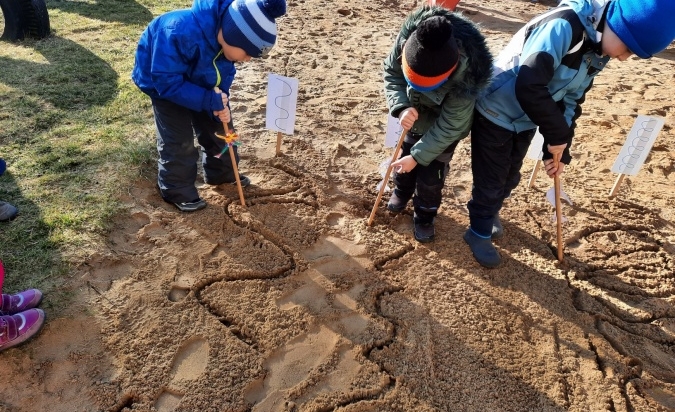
[413, 216, 435, 243]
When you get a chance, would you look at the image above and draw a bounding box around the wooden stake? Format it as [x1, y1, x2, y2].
[528, 159, 542, 188]
[367, 128, 408, 226]
[213, 86, 246, 207]
[275, 131, 283, 156]
[608, 173, 625, 198]
[224, 124, 246, 207]
[553, 155, 563, 262]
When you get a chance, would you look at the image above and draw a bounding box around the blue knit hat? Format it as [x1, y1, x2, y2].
[221, 0, 286, 58]
[606, 0, 675, 59]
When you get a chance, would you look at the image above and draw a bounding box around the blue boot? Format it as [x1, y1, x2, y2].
[463, 228, 501, 268]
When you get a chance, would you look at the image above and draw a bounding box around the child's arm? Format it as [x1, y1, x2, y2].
[383, 39, 412, 119]
[515, 19, 578, 161]
[409, 95, 475, 167]
[148, 29, 228, 114]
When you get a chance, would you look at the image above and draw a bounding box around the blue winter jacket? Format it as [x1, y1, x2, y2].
[476, 0, 611, 163]
[132, 0, 236, 113]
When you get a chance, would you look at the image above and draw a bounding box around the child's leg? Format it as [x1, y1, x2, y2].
[192, 113, 239, 184]
[152, 99, 201, 203]
[391, 135, 419, 203]
[412, 140, 458, 223]
[467, 112, 516, 237]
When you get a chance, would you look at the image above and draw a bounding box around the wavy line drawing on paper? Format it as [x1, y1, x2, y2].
[266, 74, 299, 135]
[274, 78, 292, 132]
[611, 115, 664, 176]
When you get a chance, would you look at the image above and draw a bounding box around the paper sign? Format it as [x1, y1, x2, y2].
[266, 74, 299, 135]
[546, 186, 573, 223]
[384, 115, 404, 148]
[526, 129, 544, 160]
[375, 158, 392, 192]
[610, 115, 665, 176]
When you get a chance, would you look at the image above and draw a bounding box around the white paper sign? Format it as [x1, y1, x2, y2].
[266, 74, 299, 135]
[384, 115, 404, 148]
[546, 186, 573, 223]
[526, 129, 544, 160]
[610, 115, 664, 176]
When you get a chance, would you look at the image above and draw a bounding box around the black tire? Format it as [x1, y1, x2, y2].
[0, 0, 50, 41]
[0, 0, 23, 40]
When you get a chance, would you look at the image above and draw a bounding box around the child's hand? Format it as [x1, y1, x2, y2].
[214, 107, 231, 124]
[546, 143, 567, 157]
[391, 155, 418, 174]
[218, 91, 228, 108]
[543, 158, 565, 177]
[213, 87, 229, 109]
[398, 108, 418, 130]
[545, 143, 567, 177]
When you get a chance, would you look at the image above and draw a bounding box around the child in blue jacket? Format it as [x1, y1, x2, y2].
[464, 0, 675, 267]
[132, 0, 286, 212]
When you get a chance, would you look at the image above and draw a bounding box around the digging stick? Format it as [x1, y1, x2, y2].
[553, 154, 563, 262]
[224, 124, 246, 207]
[367, 128, 408, 226]
[214, 87, 246, 207]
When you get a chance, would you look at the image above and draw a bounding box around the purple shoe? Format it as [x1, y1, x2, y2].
[0, 309, 45, 352]
[0, 289, 43, 315]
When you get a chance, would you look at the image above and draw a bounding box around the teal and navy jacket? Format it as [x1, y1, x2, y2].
[476, 0, 612, 164]
[383, 6, 493, 167]
[132, 0, 235, 114]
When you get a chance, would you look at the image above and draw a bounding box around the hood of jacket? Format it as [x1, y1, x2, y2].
[191, 0, 235, 41]
[559, 0, 610, 44]
[396, 6, 492, 99]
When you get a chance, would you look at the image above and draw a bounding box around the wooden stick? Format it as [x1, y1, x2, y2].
[528, 159, 542, 188]
[367, 128, 408, 226]
[212, 86, 245, 206]
[608, 173, 625, 198]
[553, 156, 563, 262]
[224, 123, 246, 207]
[275, 131, 283, 156]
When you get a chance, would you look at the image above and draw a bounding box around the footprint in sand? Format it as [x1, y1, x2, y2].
[237, 236, 392, 411]
[154, 338, 210, 412]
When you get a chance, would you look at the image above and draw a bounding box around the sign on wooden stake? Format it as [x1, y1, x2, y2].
[266, 74, 299, 156]
[609, 115, 664, 197]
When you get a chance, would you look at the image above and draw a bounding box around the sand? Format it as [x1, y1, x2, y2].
[2, 0, 675, 411]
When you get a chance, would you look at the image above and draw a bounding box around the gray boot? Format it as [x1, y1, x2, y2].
[0, 201, 18, 222]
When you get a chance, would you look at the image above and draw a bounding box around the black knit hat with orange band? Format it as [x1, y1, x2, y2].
[402, 16, 459, 92]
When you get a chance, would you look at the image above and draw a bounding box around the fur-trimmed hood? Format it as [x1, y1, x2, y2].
[396, 6, 493, 98]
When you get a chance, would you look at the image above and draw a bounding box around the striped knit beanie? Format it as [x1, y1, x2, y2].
[402, 16, 459, 92]
[606, 0, 675, 59]
[221, 0, 286, 58]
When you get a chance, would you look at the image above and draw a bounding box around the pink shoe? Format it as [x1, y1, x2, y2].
[0, 309, 45, 352]
[0, 289, 43, 315]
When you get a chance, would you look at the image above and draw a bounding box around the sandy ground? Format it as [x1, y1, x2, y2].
[2, 0, 675, 411]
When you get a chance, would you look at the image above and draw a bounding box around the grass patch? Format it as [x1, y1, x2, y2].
[0, 0, 166, 305]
